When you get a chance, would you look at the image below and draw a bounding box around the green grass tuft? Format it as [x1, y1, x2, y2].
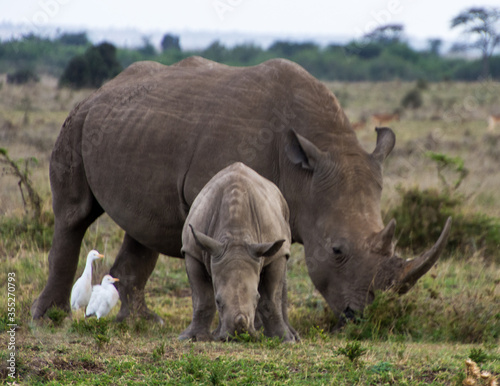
[336, 341, 368, 363]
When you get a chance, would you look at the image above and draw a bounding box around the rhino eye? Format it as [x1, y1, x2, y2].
[332, 247, 342, 255]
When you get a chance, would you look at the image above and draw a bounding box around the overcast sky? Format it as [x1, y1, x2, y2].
[3, 0, 500, 43]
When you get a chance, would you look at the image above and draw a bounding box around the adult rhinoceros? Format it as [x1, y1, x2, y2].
[32, 56, 451, 327]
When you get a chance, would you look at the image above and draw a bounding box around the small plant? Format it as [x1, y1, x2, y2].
[336, 341, 368, 363]
[71, 318, 110, 343]
[208, 358, 229, 386]
[307, 325, 329, 342]
[152, 342, 165, 361]
[94, 332, 110, 350]
[258, 335, 283, 349]
[469, 348, 489, 365]
[133, 318, 148, 333]
[46, 307, 67, 327]
[232, 331, 255, 343]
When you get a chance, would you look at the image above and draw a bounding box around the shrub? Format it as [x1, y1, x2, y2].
[389, 151, 500, 262]
[389, 186, 500, 262]
[342, 290, 416, 341]
[416, 78, 429, 90]
[401, 88, 423, 109]
[6, 68, 39, 84]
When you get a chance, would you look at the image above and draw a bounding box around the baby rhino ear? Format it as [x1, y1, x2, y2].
[189, 224, 224, 257]
[248, 239, 285, 258]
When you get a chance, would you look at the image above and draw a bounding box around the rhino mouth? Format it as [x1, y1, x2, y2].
[332, 306, 358, 331]
[216, 329, 258, 342]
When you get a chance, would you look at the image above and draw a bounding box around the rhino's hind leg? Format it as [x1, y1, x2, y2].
[32, 209, 103, 319]
[178, 254, 216, 341]
[32, 201, 104, 320]
[109, 233, 162, 323]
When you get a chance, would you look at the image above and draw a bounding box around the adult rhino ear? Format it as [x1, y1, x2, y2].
[371, 127, 396, 164]
[286, 130, 324, 170]
[248, 239, 285, 259]
[189, 224, 224, 257]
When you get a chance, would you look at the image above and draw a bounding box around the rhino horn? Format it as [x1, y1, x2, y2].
[371, 127, 396, 163]
[371, 218, 396, 256]
[395, 217, 452, 294]
[189, 224, 224, 257]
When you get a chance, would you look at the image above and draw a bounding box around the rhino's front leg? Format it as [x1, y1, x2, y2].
[258, 257, 299, 342]
[179, 254, 216, 342]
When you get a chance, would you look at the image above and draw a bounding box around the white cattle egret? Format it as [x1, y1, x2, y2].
[85, 275, 120, 319]
[70, 250, 104, 311]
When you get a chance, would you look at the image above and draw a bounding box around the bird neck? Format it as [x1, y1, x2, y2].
[82, 258, 95, 278]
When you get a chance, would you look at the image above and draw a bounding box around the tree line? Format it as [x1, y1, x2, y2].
[1, 7, 499, 88]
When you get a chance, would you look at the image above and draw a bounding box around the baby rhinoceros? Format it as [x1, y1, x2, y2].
[180, 162, 298, 342]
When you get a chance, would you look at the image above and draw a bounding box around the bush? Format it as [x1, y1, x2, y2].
[342, 290, 416, 340]
[389, 151, 500, 262]
[6, 68, 39, 84]
[342, 286, 500, 343]
[401, 88, 423, 109]
[389, 186, 500, 262]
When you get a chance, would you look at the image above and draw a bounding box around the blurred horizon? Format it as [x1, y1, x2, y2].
[2, 0, 500, 52]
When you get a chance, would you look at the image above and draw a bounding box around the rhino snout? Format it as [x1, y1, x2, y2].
[216, 312, 257, 341]
[234, 313, 250, 333]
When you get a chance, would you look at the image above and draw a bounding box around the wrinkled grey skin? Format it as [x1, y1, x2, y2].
[32, 56, 451, 326]
[179, 163, 297, 342]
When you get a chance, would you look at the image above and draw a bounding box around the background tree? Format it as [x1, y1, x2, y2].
[57, 32, 89, 46]
[363, 24, 404, 45]
[59, 42, 122, 89]
[427, 38, 443, 56]
[202, 41, 227, 62]
[268, 41, 318, 57]
[161, 33, 180, 51]
[137, 36, 156, 56]
[451, 7, 500, 78]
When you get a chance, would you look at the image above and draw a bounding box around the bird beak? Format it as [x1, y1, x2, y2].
[113, 278, 120, 282]
[98, 254, 104, 259]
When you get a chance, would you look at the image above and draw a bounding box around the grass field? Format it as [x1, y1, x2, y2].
[0, 75, 499, 385]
